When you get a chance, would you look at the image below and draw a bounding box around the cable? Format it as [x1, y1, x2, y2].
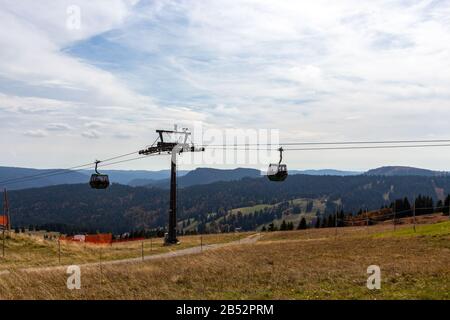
[98, 154, 165, 168]
[0, 149, 158, 187]
[205, 143, 450, 151]
[3, 137, 450, 188]
[0, 153, 168, 187]
[0, 164, 104, 187]
[339, 204, 448, 223]
[201, 138, 450, 147]
[0, 162, 95, 186]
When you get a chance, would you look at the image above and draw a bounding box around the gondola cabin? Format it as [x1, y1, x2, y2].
[267, 147, 288, 182]
[89, 160, 110, 189]
[267, 163, 288, 181]
[89, 174, 110, 189]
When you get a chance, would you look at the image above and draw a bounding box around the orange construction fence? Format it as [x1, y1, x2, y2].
[60, 233, 113, 244]
[0, 215, 8, 228]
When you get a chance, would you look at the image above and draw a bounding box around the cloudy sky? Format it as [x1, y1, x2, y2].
[1, 0, 450, 171]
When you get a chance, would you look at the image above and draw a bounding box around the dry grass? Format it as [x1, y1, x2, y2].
[0, 232, 251, 270]
[0, 218, 448, 299]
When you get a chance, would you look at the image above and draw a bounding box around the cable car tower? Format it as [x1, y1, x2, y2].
[139, 126, 205, 245]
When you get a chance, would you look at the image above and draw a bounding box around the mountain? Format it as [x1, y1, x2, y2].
[293, 169, 361, 176]
[365, 166, 448, 177]
[99, 169, 189, 185]
[2, 165, 448, 192]
[4, 174, 450, 234]
[0, 166, 189, 190]
[0, 166, 88, 191]
[148, 167, 262, 189]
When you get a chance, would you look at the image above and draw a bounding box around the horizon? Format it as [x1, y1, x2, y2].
[1, 164, 449, 173]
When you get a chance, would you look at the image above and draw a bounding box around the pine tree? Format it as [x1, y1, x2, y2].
[298, 217, 307, 230]
[444, 194, 450, 216]
[327, 215, 334, 228]
[280, 220, 287, 231]
[315, 217, 321, 228]
[436, 200, 443, 213]
[321, 216, 327, 228]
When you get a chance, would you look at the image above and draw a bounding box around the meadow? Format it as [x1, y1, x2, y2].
[0, 217, 448, 299]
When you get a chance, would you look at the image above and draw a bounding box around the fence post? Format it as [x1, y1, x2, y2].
[58, 239, 61, 264]
[2, 229, 5, 258]
[200, 234, 203, 252]
[393, 201, 397, 231]
[334, 210, 338, 240]
[99, 248, 103, 285]
[366, 210, 369, 234]
[141, 241, 144, 261]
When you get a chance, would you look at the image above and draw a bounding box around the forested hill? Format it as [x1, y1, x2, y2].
[3, 174, 450, 233]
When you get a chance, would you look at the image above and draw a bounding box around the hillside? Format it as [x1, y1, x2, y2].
[294, 169, 361, 176]
[0, 219, 448, 299]
[365, 166, 447, 176]
[3, 174, 450, 234]
[0, 166, 190, 190]
[148, 167, 262, 189]
[0, 166, 88, 190]
[3, 165, 448, 191]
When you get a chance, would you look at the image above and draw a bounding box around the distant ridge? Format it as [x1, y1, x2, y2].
[365, 166, 448, 177]
[0, 166, 88, 190]
[293, 169, 361, 176]
[148, 167, 262, 189]
[1, 165, 449, 191]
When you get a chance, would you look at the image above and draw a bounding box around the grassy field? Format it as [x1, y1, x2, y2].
[0, 232, 250, 270]
[0, 218, 448, 299]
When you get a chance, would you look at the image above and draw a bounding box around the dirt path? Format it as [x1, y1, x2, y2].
[1, 233, 260, 275]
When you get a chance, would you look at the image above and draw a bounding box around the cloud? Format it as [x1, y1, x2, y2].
[114, 132, 133, 139]
[24, 130, 47, 138]
[2, 1, 450, 170]
[46, 123, 72, 131]
[0, 1, 158, 112]
[84, 121, 104, 129]
[81, 130, 101, 139]
[95, 0, 450, 130]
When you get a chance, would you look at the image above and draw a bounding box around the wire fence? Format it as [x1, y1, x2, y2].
[0, 231, 247, 268]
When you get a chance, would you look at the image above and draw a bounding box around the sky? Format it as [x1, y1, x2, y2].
[1, 0, 450, 171]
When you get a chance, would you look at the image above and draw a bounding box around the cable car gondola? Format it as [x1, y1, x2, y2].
[267, 147, 288, 182]
[89, 160, 110, 189]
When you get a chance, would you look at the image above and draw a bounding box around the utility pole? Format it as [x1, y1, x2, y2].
[3, 189, 10, 231]
[334, 208, 338, 240]
[393, 201, 397, 231]
[413, 195, 416, 233]
[139, 126, 205, 245]
[58, 239, 61, 264]
[366, 208, 369, 234]
[2, 228, 4, 258]
[1, 189, 8, 258]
